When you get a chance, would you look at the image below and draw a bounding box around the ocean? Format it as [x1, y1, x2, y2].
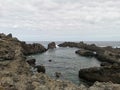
[27, 41, 120, 85]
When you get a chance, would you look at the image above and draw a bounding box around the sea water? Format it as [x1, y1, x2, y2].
[27, 41, 120, 85]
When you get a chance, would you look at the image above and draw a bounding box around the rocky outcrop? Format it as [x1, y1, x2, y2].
[55, 72, 62, 78]
[59, 42, 120, 63]
[7, 33, 12, 38]
[34, 65, 46, 73]
[59, 42, 120, 84]
[0, 33, 82, 90]
[88, 81, 120, 90]
[100, 62, 112, 66]
[79, 64, 120, 83]
[48, 42, 56, 49]
[26, 59, 36, 66]
[59, 42, 84, 48]
[1, 33, 120, 90]
[59, 42, 102, 52]
[75, 49, 96, 57]
[21, 42, 47, 55]
[0, 34, 18, 60]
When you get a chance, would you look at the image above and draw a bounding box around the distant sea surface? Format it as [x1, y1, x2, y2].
[27, 41, 120, 85]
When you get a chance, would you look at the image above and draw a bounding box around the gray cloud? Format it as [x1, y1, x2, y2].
[0, 0, 120, 41]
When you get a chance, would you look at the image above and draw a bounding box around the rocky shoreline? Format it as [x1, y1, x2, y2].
[1, 33, 120, 90]
[59, 42, 120, 84]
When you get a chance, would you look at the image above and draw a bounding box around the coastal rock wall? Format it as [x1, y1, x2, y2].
[1, 33, 120, 90]
[47, 42, 56, 49]
[21, 41, 47, 55]
[79, 64, 120, 83]
[59, 42, 120, 84]
[59, 42, 120, 63]
[0, 33, 81, 90]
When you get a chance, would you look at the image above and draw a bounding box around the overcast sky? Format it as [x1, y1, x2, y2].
[0, 0, 120, 41]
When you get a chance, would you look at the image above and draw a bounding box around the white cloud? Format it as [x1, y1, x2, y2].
[0, 0, 120, 41]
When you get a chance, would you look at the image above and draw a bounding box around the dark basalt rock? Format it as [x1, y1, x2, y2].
[26, 59, 36, 67]
[34, 65, 46, 73]
[21, 42, 47, 55]
[58, 42, 83, 48]
[79, 64, 120, 83]
[59, 42, 101, 51]
[75, 49, 96, 57]
[100, 62, 112, 66]
[55, 72, 62, 78]
[7, 33, 12, 38]
[48, 42, 56, 49]
[59, 42, 120, 84]
[48, 59, 52, 62]
[59, 42, 120, 63]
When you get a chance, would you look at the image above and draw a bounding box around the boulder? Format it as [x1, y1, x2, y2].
[75, 49, 96, 57]
[59, 42, 120, 64]
[48, 59, 52, 62]
[48, 42, 56, 49]
[21, 42, 47, 55]
[34, 65, 46, 73]
[7, 33, 12, 38]
[100, 62, 112, 66]
[55, 72, 62, 78]
[27, 59, 36, 67]
[79, 65, 120, 83]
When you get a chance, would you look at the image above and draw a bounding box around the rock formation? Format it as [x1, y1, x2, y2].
[59, 42, 120, 63]
[26, 58, 36, 67]
[34, 65, 46, 73]
[59, 42, 120, 84]
[48, 42, 56, 49]
[1, 33, 120, 90]
[75, 49, 96, 57]
[55, 72, 62, 78]
[79, 63, 120, 83]
[21, 42, 47, 55]
[0, 33, 82, 90]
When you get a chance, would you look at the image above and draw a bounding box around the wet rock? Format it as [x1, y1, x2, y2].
[34, 65, 46, 73]
[75, 49, 96, 57]
[27, 59, 36, 67]
[55, 72, 62, 78]
[48, 42, 56, 49]
[58, 42, 83, 48]
[21, 42, 47, 55]
[59, 42, 120, 63]
[100, 62, 112, 66]
[48, 59, 52, 62]
[79, 65, 120, 83]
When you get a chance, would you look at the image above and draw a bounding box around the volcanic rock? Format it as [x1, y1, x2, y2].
[21, 42, 47, 55]
[55, 72, 62, 78]
[79, 64, 120, 83]
[48, 42, 56, 49]
[75, 49, 96, 57]
[34, 65, 46, 73]
[1, 33, 120, 90]
[27, 59, 36, 67]
[59, 42, 120, 63]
